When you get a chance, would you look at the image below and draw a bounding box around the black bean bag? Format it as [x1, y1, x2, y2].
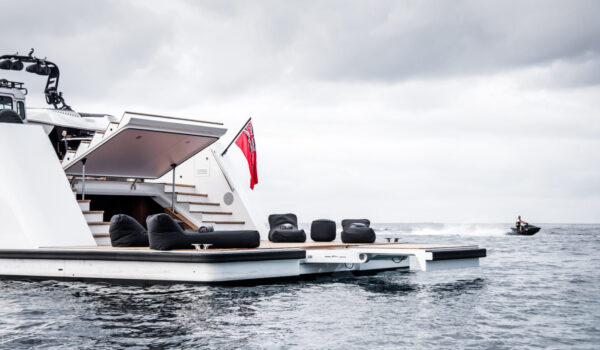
[310, 219, 336, 242]
[174, 220, 186, 231]
[109, 214, 149, 247]
[268, 213, 306, 242]
[341, 219, 376, 243]
[147, 213, 260, 250]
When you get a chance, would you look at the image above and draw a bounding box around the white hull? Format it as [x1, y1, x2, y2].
[0, 257, 409, 283]
[0, 245, 483, 283]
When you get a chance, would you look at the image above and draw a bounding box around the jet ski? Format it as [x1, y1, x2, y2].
[508, 223, 541, 236]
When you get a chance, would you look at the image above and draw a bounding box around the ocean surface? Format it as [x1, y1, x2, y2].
[1, 223, 599, 349]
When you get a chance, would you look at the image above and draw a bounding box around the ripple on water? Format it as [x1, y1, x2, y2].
[1, 224, 600, 349]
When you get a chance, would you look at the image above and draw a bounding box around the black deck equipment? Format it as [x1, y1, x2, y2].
[310, 219, 336, 242]
[109, 214, 149, 247]
[341, 219, 376, 243]
[147, 213, 260, 250]
[268, 213, 306, 242]
[0, 50, 70, 109]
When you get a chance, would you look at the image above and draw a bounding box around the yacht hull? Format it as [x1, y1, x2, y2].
[0, 245, 484, 283]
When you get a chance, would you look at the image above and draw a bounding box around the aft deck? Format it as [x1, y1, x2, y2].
[40, 240, 479, 252]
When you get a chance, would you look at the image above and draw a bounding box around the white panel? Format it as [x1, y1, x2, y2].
[0, 124, 96, 248]
[0, 258, 300, 282]
[194, 155, 210, 177]
[424, 258, 480, 271]
[0, 192, 32, 248]
[89, 224, 109, 234]
[77, 201, 90, 211]
[83, 212, 104, 222]
[94, 237, 111, 246]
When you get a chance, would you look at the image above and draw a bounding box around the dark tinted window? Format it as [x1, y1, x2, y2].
[17, 101, 25, 119]
[0, 96, 12, 110]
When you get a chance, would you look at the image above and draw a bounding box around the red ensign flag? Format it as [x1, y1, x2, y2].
[235, 121, 258, 189]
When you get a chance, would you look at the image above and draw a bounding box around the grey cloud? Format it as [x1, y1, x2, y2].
[7, 0, 600, 107]
[4, 1, 173, 102]
[3, 0, 600, 222]
[289, 1, 600, 82]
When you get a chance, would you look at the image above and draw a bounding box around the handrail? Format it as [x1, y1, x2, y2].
[211, 149, 235, 192]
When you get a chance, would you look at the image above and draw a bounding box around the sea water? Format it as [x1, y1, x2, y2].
[0, 224, 599, 349]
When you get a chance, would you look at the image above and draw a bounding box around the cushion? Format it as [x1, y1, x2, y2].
[147, 213, 260, 250]
[341, 219, 370, 231]
[174, 219, 185, 231]
[310, 219, 336, 242]
[109, 214, 149, 247]
[341, 219, 376, 243]
[268, 213, 306, 243]
[197, 230, 260, 249]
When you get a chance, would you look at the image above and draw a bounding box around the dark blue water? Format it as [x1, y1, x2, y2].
[1, 224, 599, 349]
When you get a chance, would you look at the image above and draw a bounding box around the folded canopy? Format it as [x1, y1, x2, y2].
[63, 112, 227, 179]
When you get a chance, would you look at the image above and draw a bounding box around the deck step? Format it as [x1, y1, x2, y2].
[203, 220, 245, 225]
[176, 192, 208, 202]
[189, 202, 221, 212]
[90, 132, 104, 146]
[191, 211, 232, 215]
[75, 140, 91, 158]
[63, 150, 77, 165]
[163, 182, 195, 188]
[164, 183, 195, 192]
[88, 222, 110, 235]
[196, 211, 234, 221]
[77, 199, 91, 211]
[92, 233, 110, 246]
[177, 191, 207, 196]
[83, 210, 104, 222]
[104, 121, 120, 138]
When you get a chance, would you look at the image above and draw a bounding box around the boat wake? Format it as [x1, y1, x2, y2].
[374, 223, 508, 237]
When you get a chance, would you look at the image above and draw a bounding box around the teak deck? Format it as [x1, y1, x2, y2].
[43, 241, 476, 252]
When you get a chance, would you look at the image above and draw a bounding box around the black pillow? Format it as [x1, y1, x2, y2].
[109, 214, 149, 247]
[268, 213, 306, 242]
[310, 219, 336, 242]
[147, 213, 260, 250]
[341, 219, 370, 230]
[341, 219, 375, 244]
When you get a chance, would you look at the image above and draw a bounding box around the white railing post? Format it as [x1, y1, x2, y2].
[81, 158, 87, 200]
[171, 163, 176, 213]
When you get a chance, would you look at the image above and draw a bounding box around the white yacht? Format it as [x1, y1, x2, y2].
[0, 51, 486, 283]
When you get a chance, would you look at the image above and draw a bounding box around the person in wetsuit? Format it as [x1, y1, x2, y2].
[516, 216, 527, 232]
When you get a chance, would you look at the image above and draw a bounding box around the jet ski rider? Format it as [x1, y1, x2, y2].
[516, 216, 528, 232]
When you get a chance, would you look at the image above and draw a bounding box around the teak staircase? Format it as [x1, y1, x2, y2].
[61, 121, 121, 169]
[161, 183, 246, 230]
[73, 189, 110, 245]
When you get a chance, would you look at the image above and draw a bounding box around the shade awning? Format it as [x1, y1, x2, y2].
[63, 112, 227, 179]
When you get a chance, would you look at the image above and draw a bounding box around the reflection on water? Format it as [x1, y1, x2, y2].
[1, 224, 599, 349]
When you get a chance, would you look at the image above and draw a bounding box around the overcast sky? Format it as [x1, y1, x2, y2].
[4, 0, 600, 223]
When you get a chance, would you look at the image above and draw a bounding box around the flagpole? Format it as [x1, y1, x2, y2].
[221, 117, 252, 156]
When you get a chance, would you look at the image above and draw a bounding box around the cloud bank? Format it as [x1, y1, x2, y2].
[4, 0, 600, 222]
